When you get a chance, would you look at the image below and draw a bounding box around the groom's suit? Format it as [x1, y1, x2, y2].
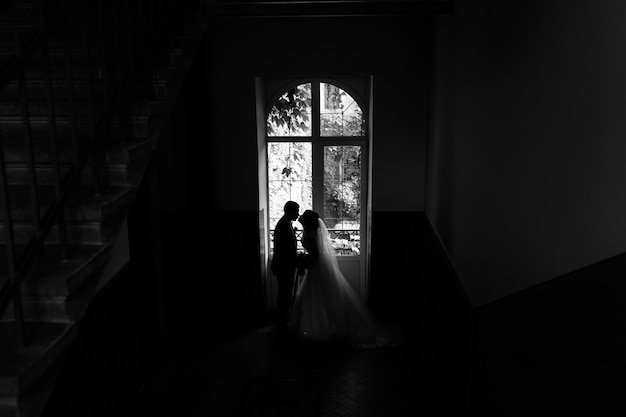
[271, 215, 298, 331]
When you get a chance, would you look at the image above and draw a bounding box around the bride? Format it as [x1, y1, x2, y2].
[287, 210, 401, 348]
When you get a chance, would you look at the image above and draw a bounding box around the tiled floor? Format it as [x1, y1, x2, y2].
[130, 315, 466, 417]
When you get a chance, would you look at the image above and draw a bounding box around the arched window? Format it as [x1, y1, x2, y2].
[265, 79, 368, 278]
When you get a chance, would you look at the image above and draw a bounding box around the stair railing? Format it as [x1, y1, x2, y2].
[0, 0, 195, 347]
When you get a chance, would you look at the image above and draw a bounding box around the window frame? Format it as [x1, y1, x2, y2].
[265, 78, 368, 235]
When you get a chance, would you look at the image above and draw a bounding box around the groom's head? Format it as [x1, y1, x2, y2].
[284, 201, 300, 221]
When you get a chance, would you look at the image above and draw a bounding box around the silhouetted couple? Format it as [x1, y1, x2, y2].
[271, 201, 400, 348]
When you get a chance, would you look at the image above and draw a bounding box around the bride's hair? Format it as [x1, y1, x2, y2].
[299, 210, 320, 230]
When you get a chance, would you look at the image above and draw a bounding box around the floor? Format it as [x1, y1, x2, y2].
[129, 213, 469, 416]
[129, 315, 468, 417]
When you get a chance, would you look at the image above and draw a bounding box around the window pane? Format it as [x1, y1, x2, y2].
[323, 145, 361, 255]
[267, 83, 312, 137]
[268, 142, 312, 234]
[320, 83, 364, 137]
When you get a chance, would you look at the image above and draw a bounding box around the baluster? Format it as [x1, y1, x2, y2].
[40, 6, 68, 260]
[154, 0, 159, 26]
[137, 0, 145, 49]
[82, 10, 101, 195]
[10, 28, 28, 348]
[0, 28, 17, 285]
[96, 0, 112, 177]
[125, 0, 134, 74]
[112, 0, 123, 91]
[154, 0, 163, 33]
[0, 149, 16, 296]
[145, 0, 153, 41]
[12, 285, 26, 349]
[156, 0, 163, 30]
[0, 110, 18, 335]
[112, 0, 127, 144]
[15, 31, 41, 233]
[97, 0, 110, 112]
[64, 12, 79, 168]
[0, 154, 15, 262]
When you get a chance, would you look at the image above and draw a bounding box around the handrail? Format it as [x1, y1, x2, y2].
[269, 228, 361, 255]
[0, 0, 197, 346]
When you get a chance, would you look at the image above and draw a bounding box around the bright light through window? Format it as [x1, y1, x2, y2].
[267, 141, 312, 231]
[266, 81, 365, 256]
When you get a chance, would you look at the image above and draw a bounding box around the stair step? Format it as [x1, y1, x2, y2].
[0, 59, 178, 104]
[23, 244, 112, 297]
[1, 137, 76, 165]
[1, 135, 155, 190]
[0, 2, 209, 414]
[17, 63, 167, 87]
[0, 243, 113, 321]
[1, 135, 156, 165]
[1, 76, 157, 101]
[0, 45, 182, 81]
[2, 220, 113, 246]
[0, 398, 18, 417]
[3, 154, 153, 188]
[0, 321, 76, 397]
[22, 45, 184, 68]
[6, 63, 114, 83]
[0, 113, 151, 138]
[1, 296, 67, 323]
[0, 99, 151, 118]
[4, 154, 153, 188]
[1, 184, 135, 223]
[0, 185, 134, 246]
[0, 43, 133, 58]
[2, 79, 109, 100]
[0, 100, 107, 118]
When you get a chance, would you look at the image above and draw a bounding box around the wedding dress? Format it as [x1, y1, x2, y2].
[287, 219, 401, 348]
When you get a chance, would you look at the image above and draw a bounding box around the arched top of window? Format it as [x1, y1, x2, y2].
[266, 81, 365, 137]
[320, 82, 364, 137]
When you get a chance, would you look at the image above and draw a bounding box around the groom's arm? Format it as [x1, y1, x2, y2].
[300, 244, 319, 269]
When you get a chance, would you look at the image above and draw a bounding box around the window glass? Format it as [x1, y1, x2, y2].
[265, 81, 366, 256]
[266, 83, 312, 137]
[320, 83, 364, 137]
[267, 141, 312, 231]
[323, 145, 361, 255]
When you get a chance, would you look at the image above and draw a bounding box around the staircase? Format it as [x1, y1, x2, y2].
[0, 1, 209, 416]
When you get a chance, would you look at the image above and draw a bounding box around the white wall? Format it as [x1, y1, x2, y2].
[427, 0, 626, 306]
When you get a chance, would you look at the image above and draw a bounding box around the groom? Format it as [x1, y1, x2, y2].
[271, 200, 300, 334]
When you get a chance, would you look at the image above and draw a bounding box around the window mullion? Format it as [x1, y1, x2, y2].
[312, 79, 320, 138]
[312, 80, 324, 215]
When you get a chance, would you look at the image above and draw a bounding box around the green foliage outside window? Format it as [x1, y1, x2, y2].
[266, 83, 312, 137]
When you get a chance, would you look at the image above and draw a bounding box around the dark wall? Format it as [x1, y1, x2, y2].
[205, 15, 432, 212]
[469, 252, 626, 416]
[160, 208, 266, 349]
[151, 32, 263, 346]
[425, 2, 626, 413]
[151, 14, 436, 323]
[370, 212, 472, 415]
[156, 33, 211, 214]
[370, 212, 428, 320]
[428, 0, 626, 306]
